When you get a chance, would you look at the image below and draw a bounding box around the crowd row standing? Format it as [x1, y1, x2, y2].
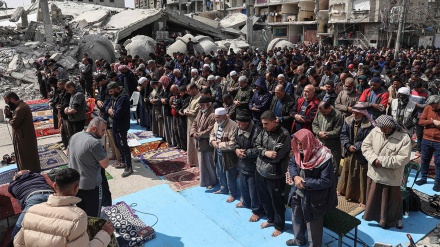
[3, 44, 440, 246]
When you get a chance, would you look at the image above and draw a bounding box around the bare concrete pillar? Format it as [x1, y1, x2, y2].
[21, 13, 28, 28]
[39, 0, 53, 43]
[203, 0, 207, 11]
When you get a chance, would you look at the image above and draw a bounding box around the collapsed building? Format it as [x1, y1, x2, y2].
[0, 1, 259, 100]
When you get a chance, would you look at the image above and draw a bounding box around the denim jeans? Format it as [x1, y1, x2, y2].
[11, 193, 51, 239]
[239, 171, 264, 215]
[216, 151, 238, 198]
[420, 139, 440, 184]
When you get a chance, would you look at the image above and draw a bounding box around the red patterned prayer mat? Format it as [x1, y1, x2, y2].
[130, 141, 169, 157]
[146, 157, 191, 176]
[139, 147, 186, 162]
[163, 167, 200, 192]
[412, 156, 435, 179]
[25, 99, 49, 105]
[35, 127, 60, 137]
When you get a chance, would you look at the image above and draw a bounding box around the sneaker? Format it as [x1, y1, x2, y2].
[286, 239, 305, 246]
[415, 179, 427, 186]
[434, 184, 440, 192]
[122, 167, 133, 177]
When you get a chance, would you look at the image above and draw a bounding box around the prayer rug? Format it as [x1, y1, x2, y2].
[35, 128, 60, 137]
[0, 169, 17, 186]
[25, 99, 49, 105]
[128, 130, 155, 141]
[39, 149, 68, 171]
[145, 157, 191, 176]
[336, 195, 365, 217]
[130, 141, 169, 157]
[32, 110, 53, 122]
[0, 183, 22, 219]
[29, 103, 51, 112]
[413, 189, 440, 219]
[163, 167, 200, 192]
[102, 202, 156, 246]
[412, 156, 435, 179]
[38, 142, 64, 152]
[140, 147, 186, 162]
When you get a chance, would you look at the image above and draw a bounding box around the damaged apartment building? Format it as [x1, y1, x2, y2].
[152, 0, 440, 48]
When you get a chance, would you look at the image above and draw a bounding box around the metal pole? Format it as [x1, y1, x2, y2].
[394, 0, 408, 58]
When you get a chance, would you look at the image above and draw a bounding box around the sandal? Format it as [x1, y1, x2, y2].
[2, 154, 11, 165]
[113, 162, 126, 169]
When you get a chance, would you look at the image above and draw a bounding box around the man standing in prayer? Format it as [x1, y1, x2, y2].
[107, 82, 132, 177]
[255, 111, 291, 237]
[337, 103, 375, 207]
[286, 129, 337, 246]
[64, 81, 87, 135]
[210, 108, 238, 202]
[361, 115, 411, 229]
[390, 87, 418, 134]
[359, 77, 389, 119]
[68, 117, 110, 217]
[312, 101, 343, 176]
[415, 95, 440, 191]
[3, 92, 41, 173]
[291, 85, 319, 133]
[184, 83, 201, 166]
[270, 84, 294, 132]
[335, 77, 359, 118]
[191, 96, 216, 188]
[234, 111, 265, 222]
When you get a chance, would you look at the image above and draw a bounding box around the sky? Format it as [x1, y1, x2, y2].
[5, 0, 135, 9]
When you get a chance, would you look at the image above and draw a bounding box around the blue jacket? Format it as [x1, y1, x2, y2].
[110, 89, 130, 132]
[340, 115, 374, 164]
[288, 156, 337, 222]
[249, 77, 272, 122]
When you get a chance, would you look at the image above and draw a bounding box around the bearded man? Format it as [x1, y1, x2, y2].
[335, 77, 359, 118]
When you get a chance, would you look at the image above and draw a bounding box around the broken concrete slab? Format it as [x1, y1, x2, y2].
[7, 54, 22, 72]
[72, 10, 110, 26]
[50, 52, 62, 61]
[220, 13, 247, 29]
[77, 34, 115, 68]
[57, 56, 77, 70]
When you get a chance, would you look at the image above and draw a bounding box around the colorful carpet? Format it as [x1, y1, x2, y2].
[32, 110, 53, 122]
[38, 142, 64, 152]
[25, 99, 49, 105]
[130, 141, 169, 157]
[164, 167, 200, 192]
[0, 169, 17, 186]
[140, 147, 186, 162]
[29, 103, 51, 112]
[336, 195, 365, 217]
[145, 157, 192, 176]
[412, 156, 435, 179]
[39, 149, 68, 171]
[128, 130, 155, 141]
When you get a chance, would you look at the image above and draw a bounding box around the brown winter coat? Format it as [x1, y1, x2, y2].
[209, 118, 238, 171]
[190, 107, 215, 152]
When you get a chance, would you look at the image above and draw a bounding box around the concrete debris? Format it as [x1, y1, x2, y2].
[72, 10, 111, 27]
[267, 38, 296, 52]
[219, 13, 247, 29]
[77, 34, 115, 68]
[7, 54, 22, 72]
[57, 56, 77, 70]
[50, 52, 62, 61]
[125, 35, 156, 61]
[9, 7, 24, 23]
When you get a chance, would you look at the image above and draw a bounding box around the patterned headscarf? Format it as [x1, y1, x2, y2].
[352, 102, 376, 127]
[292, 129, 331, 170]
[375, 115, 398, 129]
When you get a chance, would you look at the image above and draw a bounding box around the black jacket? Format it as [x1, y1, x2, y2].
[234, 121, 262, 175]
[109, 89, 130, 132]
[158, 85, 173, 116]
[340, 115, 374, 163]
[255, 125, 291, 179]
[270, 94, 295, 132]
[288, 156, 337, 222]
[318, 90, 338, 106]
[59, 89, 71, 120]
